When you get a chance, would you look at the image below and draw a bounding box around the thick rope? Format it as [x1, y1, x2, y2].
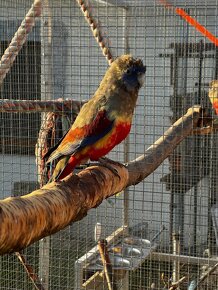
[76, 0, 114, 65]
[0, 98, 84, 114]
[0, 0, 42, 85]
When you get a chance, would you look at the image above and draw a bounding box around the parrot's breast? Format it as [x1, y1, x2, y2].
[213, 100, 218, 115]
[86, 121, 131, 161]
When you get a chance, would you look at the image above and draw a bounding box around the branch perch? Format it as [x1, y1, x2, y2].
[127, 106, 209, 185]
[0, 106, 211, 255]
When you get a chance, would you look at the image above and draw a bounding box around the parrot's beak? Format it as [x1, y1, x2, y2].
[142, 65, 146, 74]
[137, 74, 145, 87]
[137, 66, 146, 87]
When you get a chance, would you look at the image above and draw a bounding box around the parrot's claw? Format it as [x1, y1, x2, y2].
[96, 157, 123, 179]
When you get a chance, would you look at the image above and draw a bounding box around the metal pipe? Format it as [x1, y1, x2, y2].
[123, 6, 130, 233]
[172, 233, 181, 285]
[38, 1, 52, 288]
[151, 251, 218, 266]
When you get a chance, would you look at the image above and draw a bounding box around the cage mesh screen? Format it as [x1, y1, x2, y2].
[0, 0, 218, 289]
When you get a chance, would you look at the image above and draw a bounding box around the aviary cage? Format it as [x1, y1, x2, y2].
[0, 0, 218, 289]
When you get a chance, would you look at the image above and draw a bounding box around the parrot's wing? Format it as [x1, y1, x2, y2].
[46, 109, 114, 163]
[43, 131, 68, 161]
[74, 110, 114, 151]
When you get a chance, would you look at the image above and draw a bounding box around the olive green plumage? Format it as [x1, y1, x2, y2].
[45, 55, 146, 181]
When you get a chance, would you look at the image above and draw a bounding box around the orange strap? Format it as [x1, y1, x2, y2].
[159, 0, 218, 46]
[175, 8, 218, 47]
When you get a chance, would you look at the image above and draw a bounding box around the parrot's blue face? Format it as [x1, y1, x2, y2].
[121, 64, 146, 92]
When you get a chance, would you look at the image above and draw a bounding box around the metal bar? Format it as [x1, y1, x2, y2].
[123, 7, 131, 233]
[38, 1, 52, 288]
[151, 251, 218, 266]
[121, 9, 131, 290]
[172, 233, 181, 285]
[171, 16, 189, 255]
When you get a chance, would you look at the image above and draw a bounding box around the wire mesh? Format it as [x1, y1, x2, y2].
[0, 0, 218, 289]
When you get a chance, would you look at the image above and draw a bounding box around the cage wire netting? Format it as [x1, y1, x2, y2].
[0, 0, 218, 289]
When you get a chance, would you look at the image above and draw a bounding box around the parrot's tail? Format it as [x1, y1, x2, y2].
[48, 155, 80, 182]
[59, 155, 80, 180]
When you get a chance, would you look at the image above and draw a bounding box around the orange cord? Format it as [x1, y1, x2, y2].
[175, 8, 218, 46]
[159, 0, 218, 46]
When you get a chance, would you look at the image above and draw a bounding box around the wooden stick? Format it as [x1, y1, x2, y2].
[0, 106, 211, 255]
[98, 239, 117, 290]
[15, 252, 45, 290]
[127, 106, 208, 186]
[169, 276, 186, 290]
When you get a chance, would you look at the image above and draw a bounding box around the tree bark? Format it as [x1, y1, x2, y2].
[0, 106, 211, 255]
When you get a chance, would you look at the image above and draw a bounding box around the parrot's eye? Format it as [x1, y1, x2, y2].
[126, 68, 131, 74]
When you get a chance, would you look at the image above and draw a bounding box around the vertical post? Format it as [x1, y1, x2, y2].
[171, 14, 189, 285]
[172, 48, 189, 244]
[123, 6, 130, 233]
[121, 7, 130, 290]
[208, 49, 218, 256]
[192, 40, 204, 256]
[38, 1, 53, 289]
[208, 126, 218, 256]
[172, 233, 181, 285]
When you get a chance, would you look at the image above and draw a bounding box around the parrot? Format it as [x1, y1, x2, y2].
[208, 80, 218, 115]
[44, 54, 146, 182]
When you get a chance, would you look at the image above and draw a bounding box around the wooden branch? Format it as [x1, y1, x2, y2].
[0, 106, 211, 255]
[127, 106, 207, 186]
[0, 164, 128, 255]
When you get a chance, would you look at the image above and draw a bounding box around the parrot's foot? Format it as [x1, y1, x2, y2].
[96, 157, 124, 179]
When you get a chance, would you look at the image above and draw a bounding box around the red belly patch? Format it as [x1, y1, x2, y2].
[88, 122, 131, 161]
